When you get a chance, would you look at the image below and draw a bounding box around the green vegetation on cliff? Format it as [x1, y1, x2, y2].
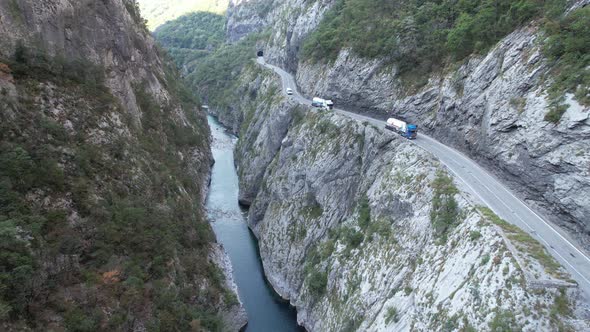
[430, 171, 459, 240]
[185, 32, 268, 107]
[543, 6, 590, 121]
[152, 11, 270, 108]
[301, 0, 588, 120]
[302, 0, 567, 81]
[137, 0, 229, 30]
[124, 0, 148, 29]
[307, 269, 328, 298]
[154, 12, 226, 71]
[0, 43, 226, 330]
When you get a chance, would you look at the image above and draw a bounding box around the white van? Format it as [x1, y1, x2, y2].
[286, 88, 293, 95]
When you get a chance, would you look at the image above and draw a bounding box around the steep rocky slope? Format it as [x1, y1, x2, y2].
[0, 0, 245, 330]
[226, 0, 333, 70]
[225, 0, 590, 248]
[210, 61, 589, 331]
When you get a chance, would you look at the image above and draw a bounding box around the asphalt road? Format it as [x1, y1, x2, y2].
[256, 57, 590, 298]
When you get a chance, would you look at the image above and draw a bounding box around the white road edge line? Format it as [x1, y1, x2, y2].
[437, 154, 590, 287]
[420, 135, 590, 265]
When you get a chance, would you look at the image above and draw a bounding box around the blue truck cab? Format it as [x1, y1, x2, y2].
[405, 124, 418, 139]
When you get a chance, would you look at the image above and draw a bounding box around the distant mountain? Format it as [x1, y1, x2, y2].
[154, 11, 226, 72]
[137, 0, 229, 30]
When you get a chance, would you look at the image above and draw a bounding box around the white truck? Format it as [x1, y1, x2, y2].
[312, 97, 334, 110]
[386, 118, 418, 139]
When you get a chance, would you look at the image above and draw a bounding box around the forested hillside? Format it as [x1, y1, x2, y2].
[154, 12, 265, 108]
[137, 0, 229, 30]
[185, 33, 265, 108]
[154, 12, 226, 74]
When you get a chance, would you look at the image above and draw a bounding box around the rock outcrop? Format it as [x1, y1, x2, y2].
[1, 0, 170, 126]
[0, 0, 245, 330]
[225, 0, 590, 248]
[226, 0, 267, 42]
[226, 0, 335, 71]
[212, 63, 589, 331]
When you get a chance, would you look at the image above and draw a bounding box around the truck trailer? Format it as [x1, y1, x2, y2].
[386, 118, 418, 139]
[312, 97, 325, 107]
[312, 97, 333, 110]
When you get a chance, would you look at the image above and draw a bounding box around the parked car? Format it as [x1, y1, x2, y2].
[286, 88, 293, 95]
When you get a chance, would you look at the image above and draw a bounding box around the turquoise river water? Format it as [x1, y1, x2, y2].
[205, 116, 303, 332]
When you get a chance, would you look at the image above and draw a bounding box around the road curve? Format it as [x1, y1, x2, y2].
[256, 57, 590, 298]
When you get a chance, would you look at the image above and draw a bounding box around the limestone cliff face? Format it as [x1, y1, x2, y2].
[226, 0, 334, 72]
[1, 0, 171, 128]
[226, 0, 590, 248]
[226, 0, 268, 42]
[212, 63, 588, 331]
[0, 0, 245, 330]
